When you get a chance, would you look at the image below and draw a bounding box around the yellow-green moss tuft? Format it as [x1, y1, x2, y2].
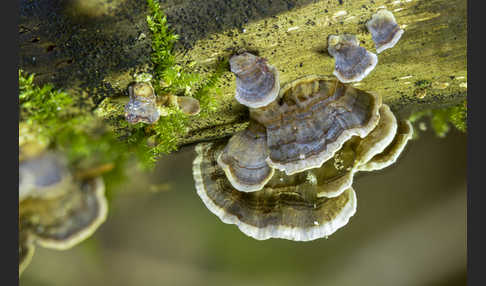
[408, 100, 467, 138]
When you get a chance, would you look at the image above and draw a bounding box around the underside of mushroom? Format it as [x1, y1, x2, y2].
[194, 141, 357, 241]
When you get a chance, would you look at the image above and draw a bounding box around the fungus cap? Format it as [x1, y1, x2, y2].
[359, 119, 413, 171]
[250, 75, 382, 176]
[193, 141, 357, 241]
[353, 104, 398, 165]
[230, 52, 280, 108]
[20, 176, 108, 250]
[366, 9, 404, 54]
[125, 82, 161, 124]
[328, 34, 378, 83]
[217, 121, 275, 192]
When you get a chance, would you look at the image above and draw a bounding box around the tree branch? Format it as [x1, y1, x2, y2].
[19, 0, 467, 148]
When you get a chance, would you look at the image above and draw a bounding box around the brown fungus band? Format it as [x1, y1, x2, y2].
[359, 119, 413, 172]
[217, 120, 275, 192]
[328, 34, 378, 83]
[193, 141, 357, 241]
[250, 75, 382, 176]
[267, 103, 398, 200]
[353, 104, 398, 167]
[366, 9, 404, 54]
[230, 52, 280, 108]
[23, 177, 108, 250]
[313, 104, 398, 198]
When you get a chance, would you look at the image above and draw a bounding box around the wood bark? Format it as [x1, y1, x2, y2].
[19, 0, 467, 147]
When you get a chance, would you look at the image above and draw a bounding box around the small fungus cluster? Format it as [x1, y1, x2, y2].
[193, 49, 413, 241]
[19, 152, 108, 275]
[328, 9, 404, 83]
[124, 80, 201, 125]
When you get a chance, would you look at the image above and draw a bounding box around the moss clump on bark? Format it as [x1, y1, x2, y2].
[408, 100, 467, 138]
[95, 0, 225, 168]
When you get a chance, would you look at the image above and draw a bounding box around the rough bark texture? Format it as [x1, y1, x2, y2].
[19, 0, 467, 147]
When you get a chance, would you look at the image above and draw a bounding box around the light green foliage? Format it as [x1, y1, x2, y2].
[146, 0, 178, 83]
[409, 100, 467, 138]
[19, 69, 73, 136]
[193, 59, 227, 114]
[146, 0, 200, 96]
[414, 79, 432, 89]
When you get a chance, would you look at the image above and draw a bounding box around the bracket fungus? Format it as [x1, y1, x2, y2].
[250, 75, 381, 176]
[125, 82, 161, 124]
[353, 104, 398, 166]
[366, 9, 404, 54]
[312, 104, 398, 198]
[192, 106, 411, 241]
[230, 52, 280, 108]
[194, 141, 357, 241]
[124, 80, 202, 124]
[19, 152, 108, 275]
[359, 119, 413, 172]
[327, 34, 378, 83]
[19, 152, 72, 201]
[192, 68, 413, 241]
[217, 120, 274, 192]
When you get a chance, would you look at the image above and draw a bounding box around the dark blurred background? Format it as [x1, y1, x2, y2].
[20, 126, 467, 286]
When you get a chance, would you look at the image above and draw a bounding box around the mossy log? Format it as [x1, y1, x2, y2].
[19, 0, 467, 148]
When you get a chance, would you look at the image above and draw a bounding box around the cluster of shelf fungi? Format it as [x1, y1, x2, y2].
[19, 152, 108, 275]
[192, 9, 411, 241]
[18, 7, 408, 276]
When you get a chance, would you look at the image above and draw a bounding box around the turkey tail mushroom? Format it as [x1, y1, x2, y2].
[358, 119, 413, 172]
[250, 75, 382, 176]
[230, 52, 280, 108]
[327, 34, 378, 83]
[193, 141, 357, 241]
[217, 120, 274, 192]
[366, 9, 404, 54]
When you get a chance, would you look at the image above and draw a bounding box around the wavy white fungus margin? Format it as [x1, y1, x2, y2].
[193, 143, 357, 241]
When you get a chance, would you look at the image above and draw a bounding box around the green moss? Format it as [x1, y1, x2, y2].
[408, 100, 467, 138]
[147, 0, 203, 97]
[414, 79, 432, 89]
[99, 0, 224, 168]
[19, 69, 74, 135]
